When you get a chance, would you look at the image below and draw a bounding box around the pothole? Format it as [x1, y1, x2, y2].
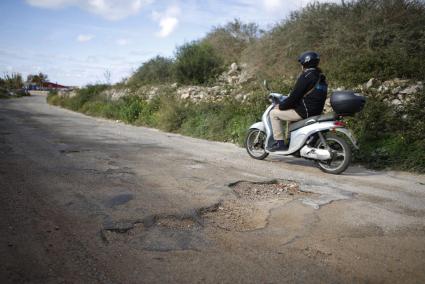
[101, 223, 145, 243]
[231, 180, 310, 201]
[100, 214, 200, 243]
[101, 180, 309, 238]
[100, 214, 207, 251]
[200, 200, 268, 232]
[155, 216, 196, 230]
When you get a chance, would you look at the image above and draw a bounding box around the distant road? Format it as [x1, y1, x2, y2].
[1, 94, 425, 283]
[28, 90, 49, 96]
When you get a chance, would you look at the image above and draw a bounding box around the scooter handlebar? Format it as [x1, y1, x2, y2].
[268, 93, 288, 104]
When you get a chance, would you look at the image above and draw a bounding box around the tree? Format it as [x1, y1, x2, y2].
[28, 72, 49, 87]
[1, 73, 24, 90]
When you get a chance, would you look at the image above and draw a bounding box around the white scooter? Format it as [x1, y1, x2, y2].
[245, 81, 365, 174]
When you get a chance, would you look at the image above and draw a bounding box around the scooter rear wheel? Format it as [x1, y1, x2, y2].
[245, 129, 269, 160]
[315, 133, 352, 174]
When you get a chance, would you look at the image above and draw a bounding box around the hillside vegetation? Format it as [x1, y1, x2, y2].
[48, 0, 425, 173]
[242, 0, 425, 84]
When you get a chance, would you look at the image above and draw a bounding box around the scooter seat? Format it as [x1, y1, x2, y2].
[289, 112, 337, 132]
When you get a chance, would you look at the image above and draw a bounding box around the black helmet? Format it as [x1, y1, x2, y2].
[298, 51, 320, 68]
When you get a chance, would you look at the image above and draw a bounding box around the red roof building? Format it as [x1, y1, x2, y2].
[41, 82, 69, 89]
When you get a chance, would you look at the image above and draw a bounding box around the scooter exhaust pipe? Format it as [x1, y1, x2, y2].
[300, 145, 331, 161]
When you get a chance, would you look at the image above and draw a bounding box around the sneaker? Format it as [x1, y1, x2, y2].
[269, 140, 288, 152]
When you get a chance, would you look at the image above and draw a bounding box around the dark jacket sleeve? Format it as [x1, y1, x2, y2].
[279, 73, 315, 110]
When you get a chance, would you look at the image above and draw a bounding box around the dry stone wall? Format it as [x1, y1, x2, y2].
[59, 63, 422, 112]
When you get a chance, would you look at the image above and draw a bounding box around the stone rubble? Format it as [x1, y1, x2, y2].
[58, 65, 422, 109]
[323, 78, 423, 112]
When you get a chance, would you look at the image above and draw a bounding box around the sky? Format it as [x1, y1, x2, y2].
[0, 0, 339, 86]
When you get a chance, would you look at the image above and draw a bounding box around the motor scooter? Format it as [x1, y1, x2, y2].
[245, 81, 365, 174]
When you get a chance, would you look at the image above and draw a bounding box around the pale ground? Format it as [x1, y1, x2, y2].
[1, 94, 424, 283]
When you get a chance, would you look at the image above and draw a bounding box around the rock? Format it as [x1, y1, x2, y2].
[211, 86, 221, 95]
[391, 99, 402, 106]
[104, 88, 129, 101]
[171, 83, 178, 88]
[400, 85, 422, 95]
[365, 78, 377, 89]
[391, 86, 402, 95]
[377, 85, 389, 93]
[393, 78, 410, 86]
[238, 70, 255, 84]
[227, 76, 239, 85]
[148, 87, 158, 96]
[382, 78, 409, 88]
[228, 63, 239, 75]
[198, 91, 207, 100]
[180, 92, 190, 100]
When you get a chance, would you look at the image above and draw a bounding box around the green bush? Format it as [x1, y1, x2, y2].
[119, 96, 146, 123]
[174, 42, 224, 85]
[349, 91, 425, 172]
[0, 73, 24, 90]
[128, 56, 174, 87]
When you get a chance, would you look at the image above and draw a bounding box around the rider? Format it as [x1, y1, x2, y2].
[270, 51, 328, 151]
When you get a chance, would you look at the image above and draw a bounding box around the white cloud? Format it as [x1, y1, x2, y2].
[152, 5, 180, 38]
[77, 34, 94, 42]
[116, 38, 129, 46]
[26, 0, 153, 20]
[263, 0, 286, 11]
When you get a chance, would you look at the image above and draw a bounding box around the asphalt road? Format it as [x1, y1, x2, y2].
[1, 94, 425, 283]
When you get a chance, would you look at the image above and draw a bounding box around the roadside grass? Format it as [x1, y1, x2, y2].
[47, 87, 425, 173]
[47, 88, 267, 145]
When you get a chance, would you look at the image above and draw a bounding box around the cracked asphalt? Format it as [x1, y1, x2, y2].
[1, 94, 425, 283]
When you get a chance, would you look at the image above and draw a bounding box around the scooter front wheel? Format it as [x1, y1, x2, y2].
[245, 129, 269, 160]
[315, 133, 352, 174]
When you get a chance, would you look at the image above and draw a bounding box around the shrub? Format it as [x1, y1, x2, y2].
[154, 94, 191, 132]
[119, 96, 146, 123]
[75, 85, 108, 106]
[0, 73, 24, 90]
[350, 91, 425, 172]
[128, 56, 174, 86]
[174, 42, 224, 85]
